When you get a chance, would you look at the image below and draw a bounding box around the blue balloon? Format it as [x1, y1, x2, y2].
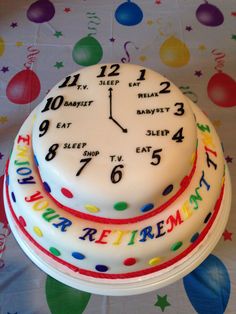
[183, 254, 231, 314]
[115, 1, 143, 26]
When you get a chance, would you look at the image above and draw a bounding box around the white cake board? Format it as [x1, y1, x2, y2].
[4, 167, 231, 296]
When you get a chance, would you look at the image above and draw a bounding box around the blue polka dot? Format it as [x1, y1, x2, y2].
[190, 232, 199, 243]
[6, 175, 9, 186]
[140, 203, 154, 213]
[43, 181, 51, 193]
[11, 192, 16, 203]
[95, 264, 109, 272]
[34, 154, 39, 167]
[162, 184, 174, 196]
[72, 252, 85, 260]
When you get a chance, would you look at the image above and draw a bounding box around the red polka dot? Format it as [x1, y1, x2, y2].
[123, 257, 137, 266]
[61, 187, 73, 198]
[19, 216, 26, 227]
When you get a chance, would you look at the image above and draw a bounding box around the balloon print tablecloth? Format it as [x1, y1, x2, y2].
[0, 0, 235, 313]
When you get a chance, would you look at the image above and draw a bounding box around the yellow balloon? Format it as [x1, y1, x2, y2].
[0, 37, 5, 56]
[160, 36, 190, 67]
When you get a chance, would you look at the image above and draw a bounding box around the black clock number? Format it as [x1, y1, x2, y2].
[174, 102, 185, 116]
[76, 158, 92, 176]
[97, 64, 120, 78]
[45, 144, 59, 161]
[58, 73, 80, 88]
[137, 69, 146, 81]
[172, 127, 184, 143]
[39, 120, 50, 137]
[150, 149, 162, 166]
[111, 164, 124, 184]
[41, 96, 64, 113]
[159, 81, 171, 94]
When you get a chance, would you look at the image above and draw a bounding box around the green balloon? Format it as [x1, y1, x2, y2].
[45, 276, 91, 314]
[72, 35, 103, 66]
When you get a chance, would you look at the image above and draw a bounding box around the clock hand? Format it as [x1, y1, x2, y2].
[108, 87, 128, 133]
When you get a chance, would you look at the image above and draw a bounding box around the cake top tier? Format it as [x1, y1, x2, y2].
[32, 64, 197, 223]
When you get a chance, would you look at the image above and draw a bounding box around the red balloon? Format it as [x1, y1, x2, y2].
[207, 72, 236, 107]
[6, 69, 41, 105]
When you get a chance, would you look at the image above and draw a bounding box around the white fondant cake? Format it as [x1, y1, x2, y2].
[5, 64, 226, 279]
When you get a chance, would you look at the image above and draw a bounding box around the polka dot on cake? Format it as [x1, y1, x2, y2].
[114, 201, 128, 211]
[72, 252, 86, 260]
[190, 232, 199, 243]
[18, 216, 26, 227]
[190, 151, 196, 165]
[162, 184, 173, 196]
[33, 226, 43, 237]
[11, 191, 16, 202]
[140, 203, 154, 213]
[171, 241, 183, 251]
[204, 212, 212, 224]
[43, 181, 51, 193]
[33, 154, 39, 167]
[148, 257, 162, 266]
[49, 247, 61, 256]
[95, 264, 109, 272]
[123, 257, 137, 266]
[61, 187, 73, 198]
[85, 204, 100, 213]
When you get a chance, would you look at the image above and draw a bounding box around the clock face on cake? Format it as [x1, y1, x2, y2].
[32, 63, 197, 220]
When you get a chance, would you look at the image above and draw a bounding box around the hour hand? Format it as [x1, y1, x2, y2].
[109, 87, 128, 133]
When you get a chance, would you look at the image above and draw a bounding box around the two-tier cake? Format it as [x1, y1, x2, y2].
[4, 64, 231, 293]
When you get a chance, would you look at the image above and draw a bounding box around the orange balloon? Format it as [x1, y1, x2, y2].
[160, 36, 190, 67]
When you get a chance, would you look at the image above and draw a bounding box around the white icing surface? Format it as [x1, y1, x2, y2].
[32, 64, 197, 219]
[6, 64, 225, 278]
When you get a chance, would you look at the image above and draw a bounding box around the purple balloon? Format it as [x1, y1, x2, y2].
[27, 0, 55, 23]
[196, 2, 224, 27]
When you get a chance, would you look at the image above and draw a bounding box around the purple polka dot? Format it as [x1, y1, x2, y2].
[11, 191, 16, 202]
[204, 212, 212, 224]
[72, 252, 85, 260]
[95, 264, 109, 272]
[34, 154, 39, 167]
[190, 232, 199, 243]
[162, 184, 174, 196]
[43, 181, 51, 193]
[140, 203, 154, 213]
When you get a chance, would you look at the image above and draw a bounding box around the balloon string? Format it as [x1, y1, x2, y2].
[87, 12, 101, 36]
[211, 49, 225, 73]
[24, 46, 40, 70]
[121, 41, 139, 63]
[179, 86, 198, 103]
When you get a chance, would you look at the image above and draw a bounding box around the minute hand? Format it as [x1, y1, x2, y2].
[108, 87, 128, 133]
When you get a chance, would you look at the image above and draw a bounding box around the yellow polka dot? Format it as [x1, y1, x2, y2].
[148, 257, 162, 266]
[33, 226, 43, 237]
[190, 152, 196, 165]
[85, 204, 100, 213]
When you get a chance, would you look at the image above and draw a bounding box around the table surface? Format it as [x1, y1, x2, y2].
[0, 1, 235, 313]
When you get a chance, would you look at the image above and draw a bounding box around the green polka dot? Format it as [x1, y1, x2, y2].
[114, 201, 128, 211]
[49, 247, 61, 256]
[171, 241, 183, 251]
